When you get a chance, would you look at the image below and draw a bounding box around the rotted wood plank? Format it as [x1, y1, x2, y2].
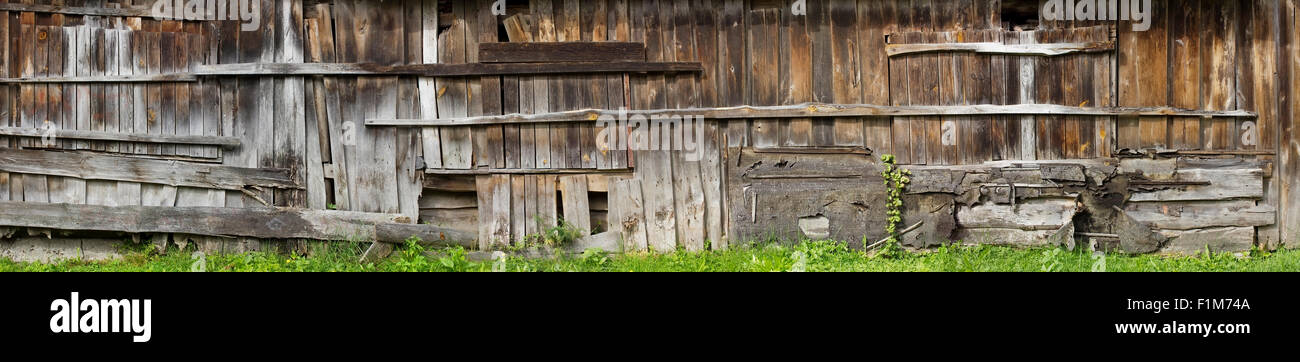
[1128, 168, 1265, 202]
[0, 200, 409, 241]
[0, 148, 300, 191]
[374, 223, 476, 247]
[479, 42, 646, 63]
[558, 174, 591, 236]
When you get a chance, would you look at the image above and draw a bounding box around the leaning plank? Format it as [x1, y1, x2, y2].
[886, 41, 1114, 56]
[0, 74, 196, 83]
[558, 175, 591, 236]
[1125, 201, 1276, 230]
[373, 223, 476, 248]
[0, 127, 240, 147]
[0, 149, 299, 191]
[367, 103, 1257, 126]
[193, 61, 703, 76]
[479, 42, 646, 63]
[0, 201, 408, 241]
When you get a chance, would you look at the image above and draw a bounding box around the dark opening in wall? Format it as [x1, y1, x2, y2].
[1002, 0, 1041, 30]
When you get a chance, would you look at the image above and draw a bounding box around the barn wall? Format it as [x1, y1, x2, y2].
[0, 0, 1295, 258]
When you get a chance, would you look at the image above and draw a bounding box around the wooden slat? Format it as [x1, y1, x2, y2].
[1129, 169, 1265, 202]
[609, 178, 648, 252]
[0, 73, 196, 82]
[478, 42, 646, 63]
[0, 126, 240, 147]
[0, 148, 299, 191]
[886, 41, 1115, 56]
[374, 223, 476, 247]
[0, 200, 408, 241]
[558, 174, 591, 236]
[635, 150, 676, 253]
[437, 6, 472, 170]
[369, 103, 1257, 126]
[748, 7, 779, 148]
[0, 3, 152, 17]
[1126, 201, 1276, 230]
[192, 61, 703, 76]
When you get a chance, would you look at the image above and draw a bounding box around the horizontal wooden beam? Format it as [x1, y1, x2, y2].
[0, 74, 198, 83]
[374, 223, 476, 248]
[0, 201, 409, 241]
[0, 149, 298, 191]
[366, 103, 1257, 126]
[194, 61, 702, 77]
[0, 3, 153, 17]
[886, 41, 1115, 56]
[0, 127, 240, 148]
[479, 42, 646, 63]
[424, 168, 630, 175]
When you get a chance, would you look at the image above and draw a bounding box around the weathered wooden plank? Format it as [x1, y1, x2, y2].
[477, 0, 505, 170]
[478, 42, 645, 63]
[886, 41, 1115, 56]
[0, 73, 196, 82]
[1279, 0, 1298, 247]
[369, 103, 1257, 126]
[609, 178, 648, 252]
[748, 7, 779, 149]
[0, 126, 240, 146]
[634, 150, 676, 252]
[0, 3, 152, 17]
[489, 174, 511, 248]
[437, 7, 472, 170]
[670, 150, 705, 251]
[192, 61, 702, 76]
[1126, 200, 1276, 230]
[510, 174, 526, 243]
[1158, 227, 1254, 255]
[0, 148, 300, 191]
[1129, 168, 1265, 202]
[373, 223, 476, 247]
[558, 174, 591, 236]
[830, 0, 862, 148]
[0, 200, 409, 241]
[956, 198, 1077, 230]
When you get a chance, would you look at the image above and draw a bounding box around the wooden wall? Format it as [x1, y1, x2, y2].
[0, 0, 1296, 253]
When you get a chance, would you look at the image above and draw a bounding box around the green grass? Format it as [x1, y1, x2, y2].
[2, 239, 1297, 272]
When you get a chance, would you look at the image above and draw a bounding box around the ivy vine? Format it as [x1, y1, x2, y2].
[878, 154, 911, 256]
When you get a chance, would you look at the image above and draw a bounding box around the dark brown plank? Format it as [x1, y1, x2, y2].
[479, 42, 646, 63]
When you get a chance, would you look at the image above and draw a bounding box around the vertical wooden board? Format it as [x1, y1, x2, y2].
[435, 4, 471, 170]
[24, 24, 47, 203]
[748, 7, 779, 149]
[830, 0, 861, 147]
[531, 0, 555, 169]
[1059, 29, 1082, 159]
[475, 175, 493, 249]
[670, 149, 705, 251]
[888, 30, 914, 164]
[559, 174, 591, 236]
[548, 0, 573, 169]
[1137, 1, 1168, 149]
[1169, 0, 1200, 150]
[115, 29, 133, 155]
[1073, 27, 1096, 159]
[610, 178, 648, 252]
[634, 150, 676, 253]
[417, 0, 442, 170]
[1203, 0, 1238, 151]
[720, 0, 746, 149]
[172, 32, 189, 159]
[1281, 0, 1298, 246]
[18, 23, 31, 150]
[476, 0, 505, 169]
[779, 0, 811, 147]
[275, 0, 308, 209]
[46, 26, 62, 152]
[60, 26, 84, 204]
[583, 0, 610, 170]
[608, 0, 630, 169]
[808, 0, 833, 145]
[523, 174, 539, 237]
[510, 174, 526, 243]
[537, 174, 558, 230]
[858, 0, 891, 156]
[1034, 30, 1066, 160]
